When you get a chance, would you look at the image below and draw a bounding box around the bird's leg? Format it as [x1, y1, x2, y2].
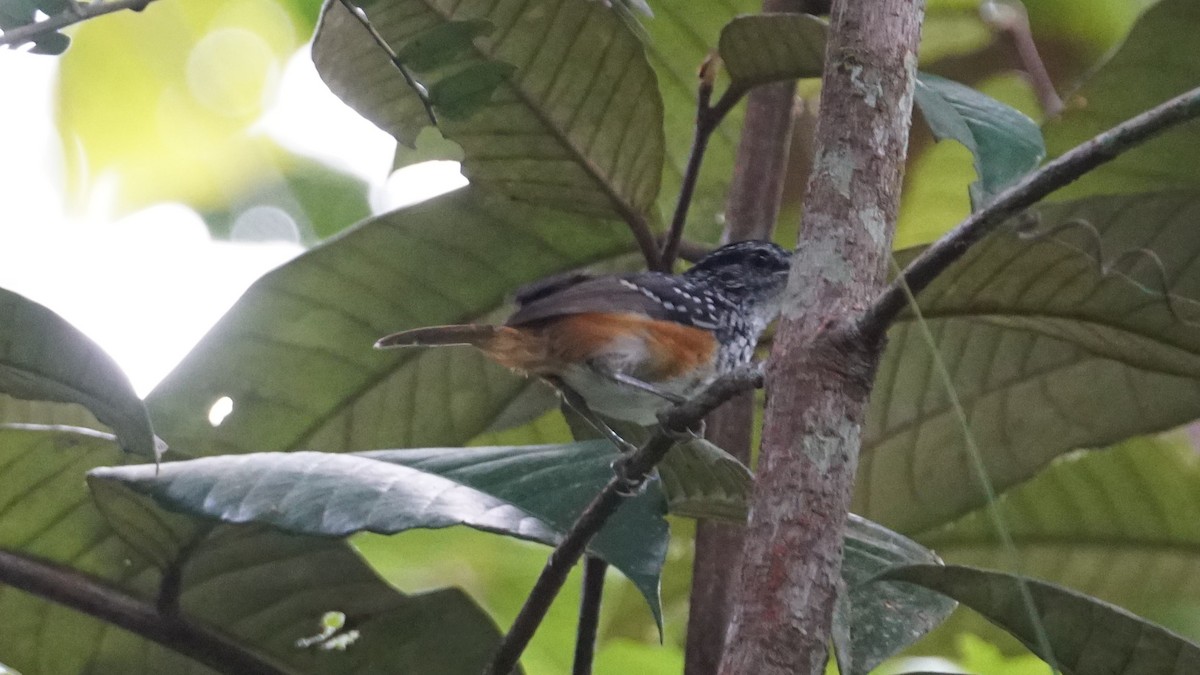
[601, 371, 686, 404]
[543, 376, 645, 495]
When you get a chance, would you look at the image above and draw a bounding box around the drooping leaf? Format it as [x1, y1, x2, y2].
[146, 187, 634, 457]
[0, 288, 156, 457]
[1044, 0, 1200, 200]
[0, 425, 509, 674]
[913, 72, 1044, 207]
[860, 191, 1200, 533]
[90, 441, 671, 628]
[881, 564, 1200, 674]
[657, 437, 752, 522]
[717, 13, 827, 93]
[842, 516, 957, 674]
[920, 436, 1200, 646]
[312, 0, 664, 220]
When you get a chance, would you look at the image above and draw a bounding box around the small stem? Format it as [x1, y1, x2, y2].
[484, 367, 765, 675]
[982, 1, 1062, 117]
[861, 82, 1200, 342]
[0, 548, 287, 675]
[572, 556, 607, 675]
[0, 0, 155, 49]
[335, 0, 438, 127]
[660, 58, 748, 270]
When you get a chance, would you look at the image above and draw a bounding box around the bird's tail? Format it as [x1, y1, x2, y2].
[374, 324, 506, 349]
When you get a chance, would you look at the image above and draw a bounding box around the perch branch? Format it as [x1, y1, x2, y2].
[861, 82, 1200, 342]
[0, 548, 287, 675]
[484, 367, 765, 675]
[0, 0, 157, 49]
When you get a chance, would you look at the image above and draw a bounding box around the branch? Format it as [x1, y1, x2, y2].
[484, 367, 765, 675]
[659, 60, 748, 271]
[571, 556, 607, 675]
[861, 82, 1200, 342]
[335, 0, 438, 127]
[0, 0, 155, 49]
[0, 548, 288, 675]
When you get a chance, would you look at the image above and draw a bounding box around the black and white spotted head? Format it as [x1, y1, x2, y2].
[684, 240, 791, 324]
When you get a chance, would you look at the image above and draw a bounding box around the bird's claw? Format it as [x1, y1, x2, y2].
[610, 457, 647, 497]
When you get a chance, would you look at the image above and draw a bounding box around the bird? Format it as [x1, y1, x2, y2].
[374, 239, 792, 447]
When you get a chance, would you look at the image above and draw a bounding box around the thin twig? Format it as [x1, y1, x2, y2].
[861, 82, 1200, 342]
[659, 56, 749, 270]
[484, 366, 765, 675]
[571, 556, 607, 675]
[0, 548, 288, 675]
[0, 0, 154, 49]
[335, 0, 437, 127]
[981, 0, 1063, 117]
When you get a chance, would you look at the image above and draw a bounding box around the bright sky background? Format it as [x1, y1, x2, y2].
[0, 46, 465, 396]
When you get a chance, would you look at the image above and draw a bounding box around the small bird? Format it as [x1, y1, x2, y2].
[375, 240, 791, 441]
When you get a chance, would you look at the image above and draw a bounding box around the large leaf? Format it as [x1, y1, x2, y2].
[0, 425, 508, 674]
[312, 0, 664, 220]
[920, 436, 1200, 645]
[882, 564, 1200, 674]
[1044, 0, 1200, 200]
[717, 13, 827, 92]
[90, 441, 671, 628]
[912, 72, 1044, 207]
[0, 288, 156, 457]
[859, 191, 1200, 533]
[146, 187, 634, 457]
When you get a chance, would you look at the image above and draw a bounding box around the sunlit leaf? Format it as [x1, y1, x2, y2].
[1044, 0, 1200, 200]
[312, 0, 664, 220]
[0, 288, 156, 457]
[657, 438, 751, 522]
[882, 564, 1200, 674]
[146, 187, 635, 457]
[860, 191, 1200, 533]
[717, 13, 827, 92]
[0, 425, 509, 674]
[90, 440, 672, 628]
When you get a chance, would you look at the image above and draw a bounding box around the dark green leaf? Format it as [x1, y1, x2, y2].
[146, 187, 634, 457]
[396, 19, 495, 72]
[657, 438, 751, 522]
[843, 516, 956, 674]
[313, 0, 664, 220]
[28, 31, 69, 55]
[427, 61, 518, 121]
[0, 425, 509, 674]
[1044, 0, 1200, 199]
[860, 192, 1200, 533]
[717, 13, 827, 92]
[881, 564, 1200, 674]
[913, 72, 1045, 207]
[0, 288, 156, 457]
[90, 441, 671, 628]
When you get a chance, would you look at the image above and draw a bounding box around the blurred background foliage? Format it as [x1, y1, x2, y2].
[5, 0, 1195, 673]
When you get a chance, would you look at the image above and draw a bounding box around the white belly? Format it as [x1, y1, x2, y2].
[559, 365, 714, 425]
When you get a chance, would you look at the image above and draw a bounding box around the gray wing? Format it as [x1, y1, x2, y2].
[506, 273, 725, 329]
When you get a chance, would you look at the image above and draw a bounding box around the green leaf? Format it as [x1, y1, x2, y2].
[0, 425, 509, 674]
[146, 187, 634, 457]
[0, 288, 157, 457]
[312, 0, 664, 220]
[657, 438, 752, 522]
[90, 441, 671, 629]
[843, 516, 957, 674]
[1044, 0, 1200, 199]
[395, 19, 495, 72]
[859, 191, 1200, 533]
[921, 436, 1200, 646]
[881, 564, 1200, 674]
[912, 72, 1045, 207]
[717, 13, 827, 92]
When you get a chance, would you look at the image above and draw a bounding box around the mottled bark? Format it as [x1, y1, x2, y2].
[718, 1, 924, 674]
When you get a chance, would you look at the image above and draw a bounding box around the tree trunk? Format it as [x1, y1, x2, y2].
[718, 1, 924, 673]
